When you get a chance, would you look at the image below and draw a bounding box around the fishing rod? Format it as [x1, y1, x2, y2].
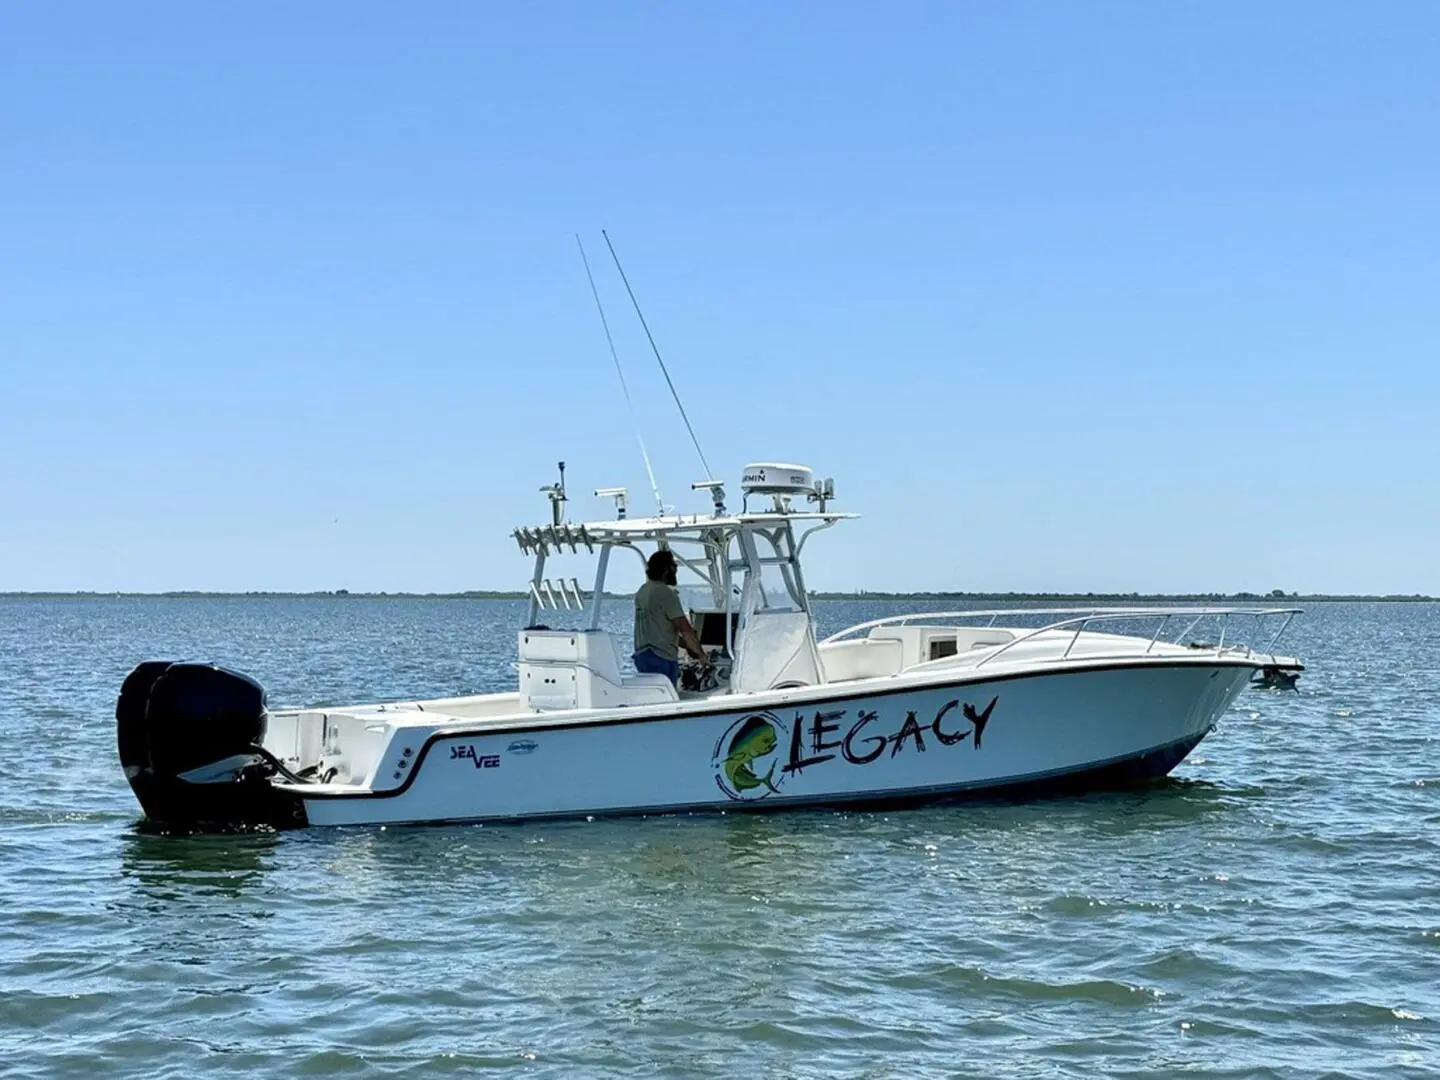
[601, 229, 714, 482]
[576, 234, 666, 518]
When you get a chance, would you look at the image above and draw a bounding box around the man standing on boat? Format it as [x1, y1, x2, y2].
[633, 549, 706, 684]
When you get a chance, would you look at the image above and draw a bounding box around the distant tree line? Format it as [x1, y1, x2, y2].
[6, 589, 1436, 602]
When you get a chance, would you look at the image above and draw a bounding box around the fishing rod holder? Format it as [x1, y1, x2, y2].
[512, 523, 594, 556]
[529, 577, 588, 612]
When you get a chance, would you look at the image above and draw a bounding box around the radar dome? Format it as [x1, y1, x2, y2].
[741, 463, 814, 496]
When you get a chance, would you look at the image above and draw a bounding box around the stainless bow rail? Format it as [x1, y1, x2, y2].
[821, 607, 1302, 669]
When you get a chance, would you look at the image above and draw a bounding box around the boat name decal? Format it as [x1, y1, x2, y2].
[450, 745, 501, 769]
[710, 697, 998, 802]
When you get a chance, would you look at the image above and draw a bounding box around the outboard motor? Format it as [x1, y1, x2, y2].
[116, 661, 306, 830]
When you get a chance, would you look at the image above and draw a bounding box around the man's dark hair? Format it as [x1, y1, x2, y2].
[646, 550, 676, 581]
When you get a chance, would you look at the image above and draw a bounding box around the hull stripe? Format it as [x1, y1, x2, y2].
[300, 729, 1210, 826]
[294, 662, 1243, 803]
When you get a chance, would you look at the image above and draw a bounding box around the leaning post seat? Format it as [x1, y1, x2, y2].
[517, 629, 676, 711]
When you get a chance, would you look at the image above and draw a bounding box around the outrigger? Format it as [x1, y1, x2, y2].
[117, 462, 1303, 830]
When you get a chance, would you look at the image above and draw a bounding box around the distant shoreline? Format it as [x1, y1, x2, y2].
[2, 590, 1435, 602]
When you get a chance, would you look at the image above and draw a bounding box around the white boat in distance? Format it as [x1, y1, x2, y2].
[117, 462, 1303, 830]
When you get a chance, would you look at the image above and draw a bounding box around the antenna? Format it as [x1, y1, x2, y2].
[577, 235, 665, 518]
[540, 461, 567, 527]
[602, 230, 714, 481]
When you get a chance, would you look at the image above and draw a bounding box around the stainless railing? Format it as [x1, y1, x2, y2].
[820, 607, 1302, 669]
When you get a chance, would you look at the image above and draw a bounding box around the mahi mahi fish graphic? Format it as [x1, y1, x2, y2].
[723, 716, 782, 795]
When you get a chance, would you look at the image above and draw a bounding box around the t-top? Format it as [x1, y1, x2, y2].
[634, 579, 685, 660]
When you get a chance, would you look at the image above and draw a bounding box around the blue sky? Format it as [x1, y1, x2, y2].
[2, 3, 1436, 594]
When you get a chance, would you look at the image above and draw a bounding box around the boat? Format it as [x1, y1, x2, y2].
[116, 461, 1304, 831]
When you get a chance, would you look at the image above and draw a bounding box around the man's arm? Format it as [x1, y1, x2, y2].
[661, 587, 705, 661]
[671, 616, 706, 661]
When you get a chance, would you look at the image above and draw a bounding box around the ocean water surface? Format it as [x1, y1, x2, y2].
[1, 597, 1437, 1078]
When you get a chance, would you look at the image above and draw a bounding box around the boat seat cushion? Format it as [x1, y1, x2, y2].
[819, 638, 904, 682]
[620, 673, 676, 698]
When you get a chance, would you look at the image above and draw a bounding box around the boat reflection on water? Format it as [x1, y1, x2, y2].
[120, 828, 280, 903]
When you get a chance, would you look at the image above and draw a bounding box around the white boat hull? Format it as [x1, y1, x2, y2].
[299, 660, 1251, 827]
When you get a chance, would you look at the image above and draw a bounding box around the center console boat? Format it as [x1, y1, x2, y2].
[117, 462, 1303, 830]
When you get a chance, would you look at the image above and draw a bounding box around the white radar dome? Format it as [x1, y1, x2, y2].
[741, 462, 815, 496]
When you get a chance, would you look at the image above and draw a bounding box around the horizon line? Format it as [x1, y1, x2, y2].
[2, 589, 1435, 602]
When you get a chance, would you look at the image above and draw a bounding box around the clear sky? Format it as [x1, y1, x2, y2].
[2, 3, 1436, 595]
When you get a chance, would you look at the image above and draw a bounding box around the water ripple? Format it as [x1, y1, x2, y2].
[1, 597, 1438, 1078]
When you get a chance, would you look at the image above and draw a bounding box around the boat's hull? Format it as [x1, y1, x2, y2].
[298, 660, 1251, 827]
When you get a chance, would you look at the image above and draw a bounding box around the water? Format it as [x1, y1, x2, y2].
[2, 597, 1438, 1078]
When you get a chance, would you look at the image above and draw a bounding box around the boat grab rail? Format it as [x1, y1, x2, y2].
[822, 607, 1301, 669]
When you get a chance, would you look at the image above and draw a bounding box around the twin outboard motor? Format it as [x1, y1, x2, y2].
[117, 661, 305, 830]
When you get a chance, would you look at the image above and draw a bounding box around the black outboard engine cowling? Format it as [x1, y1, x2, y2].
[116, 661, 306, 830]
